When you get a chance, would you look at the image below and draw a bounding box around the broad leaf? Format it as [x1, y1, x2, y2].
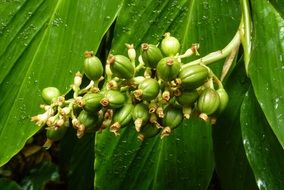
[95, 118, 213, 190]
[0, 178, 21, 190]
[153, 118, 213, 190]
[95, 0, 240, 189]
[0, 0, 123, 166]
[269, 0, 284, 17]
[20, 161, 60, 190]
[241, 87, 284, 190]
[213, 61, 257, 190]
[59, 129, 95, 190]
[249, 0, 284, 147]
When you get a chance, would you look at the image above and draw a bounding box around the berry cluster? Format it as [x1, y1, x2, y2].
[32, 33, 228, 145]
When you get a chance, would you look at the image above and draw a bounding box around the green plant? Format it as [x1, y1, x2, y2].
[0, 0, 284, 189]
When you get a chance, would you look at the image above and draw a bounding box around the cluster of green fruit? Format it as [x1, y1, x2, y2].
[32, 33, 228, 145]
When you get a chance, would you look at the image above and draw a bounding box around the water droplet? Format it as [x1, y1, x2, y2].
[257, 179, 266, 189]
[26, 11, 32, 18]
[202, 2, 209, 9]
[202, 16, 208, 21]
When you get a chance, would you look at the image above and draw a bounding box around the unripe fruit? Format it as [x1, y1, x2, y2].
[101, 90, 125, 108]
[161, 32, 180, 56]
[113, 104, 134, 127]
[82, 93, 103, 112]
[157, 57, 181, 81]
[162, 106, 183, 129]
[178, 65, 209, 89]
[46, 126, 67, 141]
[176, 90, 199, 106]
[84, 53, 104, 81]
[138, 124, 161, 141]
[198, 88, 220, 115]
[78, 110, 97, 132]
[132, 103, 150, 131]
[108, 54, 134, 79]
[134, 78, 160, 101]
[110, 103, 134, 135]
[216, 88, 229, 113]
[42, 87, 60, 104]
[141, 43, 163, 68]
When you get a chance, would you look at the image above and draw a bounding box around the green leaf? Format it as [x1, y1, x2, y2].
[153, 118, 213, 190]
[241, 87, 284, 190]
[59, 129, 95, 190]
[0, 178, 21, 190]
[95, 118, 213, 190]
[249, 0, 284, 147]
[95, 0, 240, 189]
[0, 0, 123, 167]
[213, 60, 257, 190]
[20, 161, 60, 190]
[268, 0, 284, 17]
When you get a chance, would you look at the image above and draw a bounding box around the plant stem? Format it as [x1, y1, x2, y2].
[240, 0, 252, 75]
[181, 31, 241, 69]
[220, 43, 240, 81]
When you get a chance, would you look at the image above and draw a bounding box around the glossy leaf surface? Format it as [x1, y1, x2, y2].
[241, 87, 284, 190]
[0, 0, 123, 166]
[249, 0, 284, 148]
[213, 62, 257, 190]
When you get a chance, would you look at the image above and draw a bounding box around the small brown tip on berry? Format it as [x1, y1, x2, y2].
[164, 32, 171, 37]
[141, 43, 149, 50]
[107, 54, 115, 65]
[166, 58, 174, 66]
[199, 113, 209, 121]
[161, 126, 171, 139]
[84, 51, 94, 58]
[100, 98, 109, 107]
[137, 134, 145, 141]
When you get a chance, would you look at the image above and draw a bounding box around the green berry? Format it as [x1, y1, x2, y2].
[82, 93, 103, 112]
[101, 90, 126, 108]
[113, 103, 134, 127]
[78, 110, 97, 132]
[135, 78, 160, 101]
[162, 106, 183, 129]
[46, 126, 67, 141]
[138, 124, 161, 141]
[108, 54, 134, 79]
[198, 88, 220, 115]
[161, 32, 180, 56]
[216, 88, 229, 113]
[178, 65, 209, 89]
[141, 43, 163, 68]
[110, 103, 134, 135]
[84, 52, 104, 81]
[132, 103, 150, 131]
[41, 87, 60, 104]
[157, 57, 181, 81]
[176, 90, 199, 106]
